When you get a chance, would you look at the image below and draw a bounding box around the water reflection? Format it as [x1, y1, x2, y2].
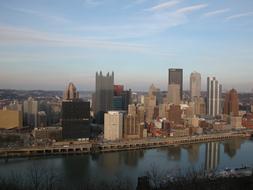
[167, 146, 181, 161]
[205, 142, 220, 171]
[186, 144, 200, 164]
[223, 138, 244, 158]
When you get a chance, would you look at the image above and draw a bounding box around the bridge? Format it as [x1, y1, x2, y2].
[0, 131, 252, 161]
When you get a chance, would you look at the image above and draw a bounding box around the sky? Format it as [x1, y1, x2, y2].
[0, 0, 253, 92]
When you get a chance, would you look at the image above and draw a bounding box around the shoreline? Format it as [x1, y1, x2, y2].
[0, 132, 251, 161]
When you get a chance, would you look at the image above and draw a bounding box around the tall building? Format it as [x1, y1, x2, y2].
[62, 83, 91, 139]
[95, 71, 114, 124]
[205, 142, 220, 171]
[207, 77, 222, 117]
[62, 101, 91, 139]
[167, 84, 181, 105]
[123, 114, 144, 139]
[190, 71, 201, 99]
[168, 68, 183, 100]
[144, 95, 156, 123]
[104, 111, 124, 141]
[223, 89, 239, 116]
[63, 82, 79, 100]
[23, 97, 38, 128]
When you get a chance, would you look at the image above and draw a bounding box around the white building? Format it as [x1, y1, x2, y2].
[207, 77, 222, 117]
[104, 111, 124, 141]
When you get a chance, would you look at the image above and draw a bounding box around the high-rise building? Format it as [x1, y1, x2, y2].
[205, 142, 220, 171]
[63, 82, 79, 100]
[168, 68, 183, 100]
[62, 83, 91, 139]
[123, 114, 144, 139]
[167, 84, 181, 105]
[104, 111, 124, 141]
[95, 71, 114, 124]
[223, 89, 239, 116]
[207, 77, 222, 117]
[167, 105, 183, 125]
[191, 97, 206, 116]
[23, 97, 38, 128]
[190, 71, 201, 99]
[62, 101, 91, 139]
[144, 95, 156, 123]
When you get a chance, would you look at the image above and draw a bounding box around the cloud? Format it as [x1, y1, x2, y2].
[147, 0, 181, 12]
[0, 25, 175, 56]
[83, 0, 102, 7]
[204, 8, 230, 17]
[225, 12, 253, 21]
[7, 7, 70, 24]
[175, 4, 208, 14]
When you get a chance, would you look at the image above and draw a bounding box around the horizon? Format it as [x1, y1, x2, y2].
[1, 0, 253, 92]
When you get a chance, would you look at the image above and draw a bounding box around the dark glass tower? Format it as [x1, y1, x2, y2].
[168, 68, 183, 100]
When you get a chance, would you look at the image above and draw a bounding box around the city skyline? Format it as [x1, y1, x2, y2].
[0, 0, 253, 92]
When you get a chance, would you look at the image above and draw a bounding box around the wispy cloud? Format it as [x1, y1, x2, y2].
[175, 4, 208, 14]
[7, 7, 70, 24]
[225, 12, 253, 21]
[204, 8, 230, 17]
[147, 0, 181, 12]
[83, 0, 102, 7]
[0, 25, 174, 56]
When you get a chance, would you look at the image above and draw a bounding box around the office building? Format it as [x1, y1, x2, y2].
[0, 109, 23, 129]
[123, 114, 144, 139]
[167, 105, 183, 125]
[63, 82, 79, 100]
[223, 88, 239, 116]
[95, 71, 114, 123]
[207, 77, 222, 117]
[190, 71, 201, 99]
[144, 94, 156, 123]
[62, 82, 91, 139]
[104, 111, 124, 141]
[167, 84, 181, 105]
[37, 111, 47, 127]
[62, 101, 91, 139]
[23, 97, 38, 128]
[168, 68, 183, 100]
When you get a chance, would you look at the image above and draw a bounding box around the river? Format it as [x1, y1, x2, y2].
[0, 137, 252, 187]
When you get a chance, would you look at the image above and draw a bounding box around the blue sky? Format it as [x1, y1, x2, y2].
[0, 0, 253, 92]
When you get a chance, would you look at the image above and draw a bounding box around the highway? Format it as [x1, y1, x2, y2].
[0, 131, 252, 161]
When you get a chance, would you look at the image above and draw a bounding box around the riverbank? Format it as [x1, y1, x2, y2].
[0, 131, 251, 161]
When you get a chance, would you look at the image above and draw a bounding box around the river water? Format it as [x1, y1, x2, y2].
[0, 137, 252, 186]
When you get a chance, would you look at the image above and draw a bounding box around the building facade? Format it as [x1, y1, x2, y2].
[190, 71, 201, 99]
[168, 68, 183, 100]
[95, 71, 114, 124]
[104, 111, 124, 141]
[223, 88, 239, 116]
[167, 84, 181, 105]
[207, 77, 222, 117]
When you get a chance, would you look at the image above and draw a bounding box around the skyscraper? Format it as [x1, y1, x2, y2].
[23, 97, 38, 128]
[95, 71, 114, 124]
[168, 68, 183, 100]
[207, 77, 222, 117]
[167, 84, 181, 105]
[62, 82, 91, 139]
[63, 82, 79, 100]
[190, 71, 201, 99]
[223, 88, 239, 116]
[104, 111, 124, 140]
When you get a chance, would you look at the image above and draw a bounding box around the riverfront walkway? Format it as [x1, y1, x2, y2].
[0, 131, 252, 160]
